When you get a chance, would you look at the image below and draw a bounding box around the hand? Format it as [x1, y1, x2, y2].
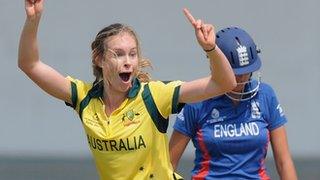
[183, 8, 216, 51]
[25, 0, 44, 19]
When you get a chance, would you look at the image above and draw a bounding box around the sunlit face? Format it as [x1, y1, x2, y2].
[101, 32, 139, 93]
[232, 73, 251, 92]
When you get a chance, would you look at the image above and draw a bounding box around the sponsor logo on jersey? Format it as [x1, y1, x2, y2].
[251, 101, 261, 119]
[87, 134, 146, 152]
[207, 108, 226, 124]
[237, 45, 249, 66]
[122, 109, 140, 126]
[177, 108, 185, 121]
[214, 122, 260, 138]
[276, 104, 285, 117]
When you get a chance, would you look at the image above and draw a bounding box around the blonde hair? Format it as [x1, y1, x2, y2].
[91, 23, 152, 83]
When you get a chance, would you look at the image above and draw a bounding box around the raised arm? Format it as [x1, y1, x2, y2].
[18, 0, 71, 104]
[179, 8, 236, 103]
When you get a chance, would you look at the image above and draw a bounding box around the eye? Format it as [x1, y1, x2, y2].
[129, 51, 137, 58]
[116, 51, 126, 58]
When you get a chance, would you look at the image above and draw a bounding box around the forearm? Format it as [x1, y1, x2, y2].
[207, 46, 236, 92]
[276, 160, 297, 180]
[18, 16, 41, 72]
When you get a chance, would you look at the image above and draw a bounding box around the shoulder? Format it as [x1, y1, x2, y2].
[258, 82, 276, 96]
[183, 98, 214, 112]
[146, 80, 183, 87]
[67, 76, 93, 94]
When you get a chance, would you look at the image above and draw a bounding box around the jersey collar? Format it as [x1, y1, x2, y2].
[89, 78, 141, 99]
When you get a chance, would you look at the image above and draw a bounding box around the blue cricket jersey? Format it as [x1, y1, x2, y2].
[173, 81, 287, 179]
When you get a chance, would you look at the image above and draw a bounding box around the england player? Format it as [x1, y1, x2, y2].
[169, 27, 297, 179]
[18, 1, 236, 179]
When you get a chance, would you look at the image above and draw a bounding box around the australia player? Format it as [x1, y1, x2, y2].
[18, 1, 236, 179]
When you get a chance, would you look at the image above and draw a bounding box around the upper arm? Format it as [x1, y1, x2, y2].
[169, 130, 191, 170]
[270, 126, 297, 179]
[22, 61, 72, 104]
[179, 77, 226, 103]
[148, 81, 183, 118]
[270, 126, 291, 162]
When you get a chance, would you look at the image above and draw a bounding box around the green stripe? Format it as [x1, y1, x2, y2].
[171, 85, 181, 114]
[142, 84, 168, 133]
[79, 93, 92, 121]
[70, 82, 78, 109]
[78, 82, 103, 121]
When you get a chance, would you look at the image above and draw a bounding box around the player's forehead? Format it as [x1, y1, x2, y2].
[105, 32, 137, 49]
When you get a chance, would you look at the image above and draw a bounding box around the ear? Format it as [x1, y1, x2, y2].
[93, 55, 104, 68]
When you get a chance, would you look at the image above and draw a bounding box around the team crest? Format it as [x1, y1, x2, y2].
[251, 101, 261, 119]
[237, 45, 249, 66]
[122, 109, 140, 126]
[207, 108, 225, 124]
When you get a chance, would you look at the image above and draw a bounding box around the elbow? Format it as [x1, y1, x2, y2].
[220, 76, 237, 93]
[18, 57, 36, 74]
[229, 77, 237, 91]
[18, 58, 29, 73]
[18, 58, 25, 71]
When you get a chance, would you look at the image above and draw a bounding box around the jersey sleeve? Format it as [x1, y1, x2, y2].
[173, 104, 198, 138]
[265, 85, 287, 131]
[148, 80, 184, 118]
[65, 76, 92, 114]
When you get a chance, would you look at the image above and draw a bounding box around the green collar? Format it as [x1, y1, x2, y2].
[90, 78, 141, 99]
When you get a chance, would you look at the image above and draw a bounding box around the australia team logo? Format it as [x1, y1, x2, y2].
[122, 109, 140, 126]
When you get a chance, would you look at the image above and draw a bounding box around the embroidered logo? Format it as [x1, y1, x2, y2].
[236, 45, 249, 66]
[277, 104, 285, 117]
[177, 108, 185, 121]
[251, 101, 261, 119]
[207, 108, 226, 124]
[122, 109, 140, 126]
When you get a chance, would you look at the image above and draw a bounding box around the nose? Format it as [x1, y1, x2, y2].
[236, 75, 246, 83]
[123, 55, 132, 69]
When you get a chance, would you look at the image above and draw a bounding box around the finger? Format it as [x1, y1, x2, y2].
[202, 24, 208, 40]
[183, 8, 196, 26]
[25, 0, 34, 8]
[195, 19, 202, 29]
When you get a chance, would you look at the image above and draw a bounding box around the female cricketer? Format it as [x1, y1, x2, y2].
[18, 0, 236, 179]
[170, 27, 297, 180]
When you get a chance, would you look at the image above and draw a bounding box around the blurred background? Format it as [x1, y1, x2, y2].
[1, 0, 319, 179]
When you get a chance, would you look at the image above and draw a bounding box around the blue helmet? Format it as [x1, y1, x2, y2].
[216, 27, 261, 75]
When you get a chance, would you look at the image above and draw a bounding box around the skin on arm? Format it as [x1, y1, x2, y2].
[169, 130, 191, 170]
[18, 0, 72, 104]
[270, 126, 298, 180]
[179, 9, 236, 104]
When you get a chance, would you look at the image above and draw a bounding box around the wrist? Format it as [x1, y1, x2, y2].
[205, 45, 218, 59]
[26, 14, 42, 22]
[204, 44, 217, 53]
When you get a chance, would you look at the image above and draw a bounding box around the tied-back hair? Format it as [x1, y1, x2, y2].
[91, 23, 152, 85]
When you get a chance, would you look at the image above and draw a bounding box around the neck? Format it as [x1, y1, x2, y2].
[103, 84, 128, 116]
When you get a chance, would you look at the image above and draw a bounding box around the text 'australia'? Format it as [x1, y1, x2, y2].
[87, 134, 146, 151]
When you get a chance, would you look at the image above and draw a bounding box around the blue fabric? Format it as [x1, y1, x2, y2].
[173, 81, 287, 179]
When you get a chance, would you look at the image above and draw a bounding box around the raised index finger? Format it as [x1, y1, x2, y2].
[183, 8, 196, 25]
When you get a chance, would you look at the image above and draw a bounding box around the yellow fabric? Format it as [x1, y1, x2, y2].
[67, 77, 183, 180]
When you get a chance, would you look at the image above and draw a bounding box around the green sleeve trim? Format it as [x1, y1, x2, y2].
[142, 84, 168, 133]
[71, 82, 78, 109]
[172, 85, 181, 114]
[65, 81, 78, 109]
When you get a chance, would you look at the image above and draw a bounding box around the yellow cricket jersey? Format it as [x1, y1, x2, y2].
[66, 77, 184, 180]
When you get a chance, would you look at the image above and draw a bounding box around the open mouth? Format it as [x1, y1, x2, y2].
[119, 72, 131, 82]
